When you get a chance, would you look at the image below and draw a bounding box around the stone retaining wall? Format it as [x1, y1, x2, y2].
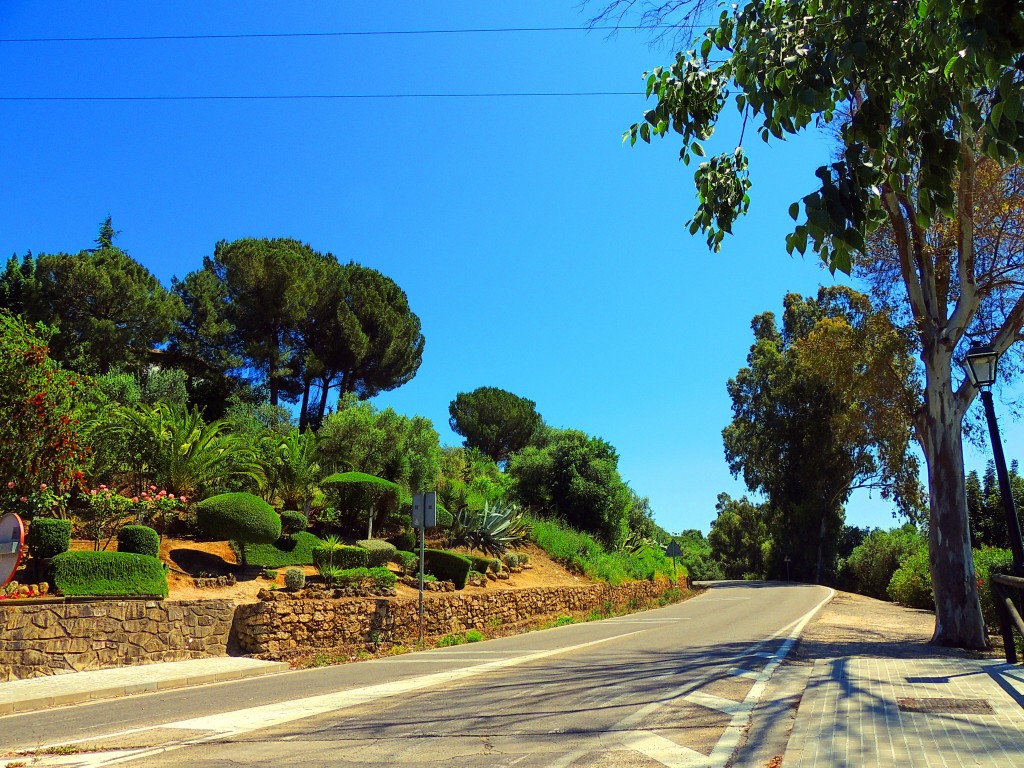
[233, 579, 687, 657]
[0, 600, 236, 681]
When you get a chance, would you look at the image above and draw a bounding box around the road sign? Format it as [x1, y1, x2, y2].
[412, 492, 437, 528]
[0, 513, 25, 589]
[665, 540, 683, 559]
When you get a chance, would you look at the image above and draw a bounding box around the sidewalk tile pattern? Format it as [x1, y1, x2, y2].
[787, 658, 1024, 767]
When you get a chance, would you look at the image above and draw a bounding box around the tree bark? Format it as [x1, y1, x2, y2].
[920, 346, 988, 649]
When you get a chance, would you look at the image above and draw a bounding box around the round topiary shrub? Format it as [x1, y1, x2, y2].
[117, 525, 160, 558]
[284, 567, 306, 590]
[280, 510, 309, 535]
[196, 492, 282, 568]
[26, 518, 72, 560]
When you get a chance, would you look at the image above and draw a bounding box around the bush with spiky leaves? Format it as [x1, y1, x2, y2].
[450, 499, 531, 556]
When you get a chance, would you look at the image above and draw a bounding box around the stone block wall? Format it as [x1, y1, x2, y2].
[234, 579, 686, 657]
[0, 599, 236, 681]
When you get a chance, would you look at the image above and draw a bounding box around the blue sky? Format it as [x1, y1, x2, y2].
[1, 1, 1018, 535]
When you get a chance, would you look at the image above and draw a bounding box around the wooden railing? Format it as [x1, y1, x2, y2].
[991, 573, 1024, 664]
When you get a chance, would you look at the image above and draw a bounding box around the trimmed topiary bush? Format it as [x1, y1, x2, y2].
[196, 492, 282, 568]
[284, 568, 305, 590]
[312, 542, 368, 571]
[26, 518, 71, 560]
[393, 550, 419, 575]
[356, 538, 398, 567]
[468, 555, 492, 574]
[51, 551, 168, 597]
[240, 531, 323, 568]
[117, 525, 160, 558]
[423, 549, 472, 589]
[280, 510, 309, 535]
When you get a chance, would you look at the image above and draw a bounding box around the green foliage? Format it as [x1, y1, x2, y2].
[394, 550, 419, 575]
[464, 629, 484, 643]
[967, 463, 1024, 549]
[82, 487, 136, 551]
[117, 525, 160, 558]
[263, 429, 321, 513]
[509, 429, 632, 547]
[196, 492, 282, 567]
[502, 552, 520, 569]
[284, 567, 306, 590]
[321, 470, 405, 540]
[437, 446, 511, 521]
[423, 549, 473, 589]
[887, 550, 934, 610]
[355, 538, 398, 567]
[240, 531, 324, 568]
[448, 387, 543, 465]
[450, 499, 531, 556]
[1, 222, 183, 374]
[973, 547, 1016, 635]
[26, 518, 71, 560]
[707, 494, 768, 579]
[528, 515, 672, 585]
[843, 525, 927, 599]
[437, 633, 466, 647]
[332, 566, 397, 590]
[673, 529, 725, 581]
[468, 555, 492, 573]
[724, 288, 922, 582]
[389, 529, 416, 551]
[280, 510, 309, 535]
[51, 551, 168, 597]
[263, 569, 278, 580]
[312, 540, 368, 572]
[0, 313, 90, 506]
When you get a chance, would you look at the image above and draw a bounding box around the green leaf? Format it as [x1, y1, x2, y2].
[692, 141, 706, 157]
[789, 202, 800, 221]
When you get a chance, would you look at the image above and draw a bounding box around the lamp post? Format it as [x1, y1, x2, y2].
[963, 343, 1024, 575]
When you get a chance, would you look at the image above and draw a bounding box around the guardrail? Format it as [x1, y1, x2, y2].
[991, 573, 1024, 664]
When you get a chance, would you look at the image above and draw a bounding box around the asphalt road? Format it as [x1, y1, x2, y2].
[2, 581, 832, 768]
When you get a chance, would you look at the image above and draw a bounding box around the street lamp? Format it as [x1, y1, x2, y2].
[963, 343, 1024, 575]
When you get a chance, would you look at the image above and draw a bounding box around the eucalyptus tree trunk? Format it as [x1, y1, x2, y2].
[919, 345, 987, 649]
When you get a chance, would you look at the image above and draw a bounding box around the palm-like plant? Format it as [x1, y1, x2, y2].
[115, 403, 264, 497]
[263, 428, 321, 513]
[450, 499, 531, 556]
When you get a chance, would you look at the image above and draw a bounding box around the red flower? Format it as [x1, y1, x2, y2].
[6, 481, 13, 489]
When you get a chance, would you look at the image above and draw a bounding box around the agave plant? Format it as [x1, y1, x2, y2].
[451, 499, 531, 556]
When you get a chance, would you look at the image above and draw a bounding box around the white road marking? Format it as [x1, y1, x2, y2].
[26, 630, 646, 766]
[618, 730, 710, 768]
[685, 690, 748, 716]
[727, 667, 762, 681]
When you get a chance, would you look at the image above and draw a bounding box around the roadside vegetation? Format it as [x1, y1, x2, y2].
[0, 226, 679, 598]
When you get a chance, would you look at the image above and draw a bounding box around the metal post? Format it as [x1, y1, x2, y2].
[418, 513, 425, 645]
[980, 389, 1024, 575]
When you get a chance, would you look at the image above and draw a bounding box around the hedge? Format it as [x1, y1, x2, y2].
[117, 525, 160, 558]
[196, 492, 281, 567]
[51, 551, 168, 597]
[280, 510, 309, 534]
[355, 538, 397, 567]
[239, 532, 323, 568]
[389, 530, 416, 551]
[26, 518, 71, 560]
[468, 555, 492, 574]
[423, 549, 472, 590]
[335, 566, 397, 590]
[393, 550, 419, 574]
[312, 543, 368, 571]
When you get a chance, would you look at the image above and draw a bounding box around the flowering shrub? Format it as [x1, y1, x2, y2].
[10, 483, 71, 520]
[0, 314, 90, 512]
[81, 485, 186, 550]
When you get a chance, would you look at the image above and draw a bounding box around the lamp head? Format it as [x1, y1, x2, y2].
[963, 343, 999, 388]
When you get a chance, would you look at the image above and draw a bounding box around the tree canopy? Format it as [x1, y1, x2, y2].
[448, 386, 543, 465]
[620, 0, 1024, 648]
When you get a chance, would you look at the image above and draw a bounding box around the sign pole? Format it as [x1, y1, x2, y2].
[418, 507, 425, 645]
[412, 492, 436, 647]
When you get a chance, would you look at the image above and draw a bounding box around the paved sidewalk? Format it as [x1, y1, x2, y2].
[0, 656, 288, 716]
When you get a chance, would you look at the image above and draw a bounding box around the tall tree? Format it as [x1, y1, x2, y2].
[724, 288, 923, 582]
[707, 493, 768, 580]
[617, 0, 1024, 648]
[0, 222, 182, 374]
[448, 386, 543, 465]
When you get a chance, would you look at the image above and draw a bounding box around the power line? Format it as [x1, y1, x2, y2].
[0, 25, 666, 44]
[0, 92, 642, 102]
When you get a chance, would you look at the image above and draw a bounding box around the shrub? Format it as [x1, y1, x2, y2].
[196, 492, 282, 568]
[356, 538, 398, 567]
[973, 547, 1016, 634]
[319, 565, 345, 587]
[333, 566, 396, 590]
[239, 531, 323, 568]
[502, 552, 520, 569]
[468, 555, 492, 573]
[280, 510, 309, 535]
[423, 549, 473, 589]
[284, 567, 306, 590]
[842, 525, 926, 599]
[26, 518, 71, 560]
[887, 550, 934, 609]
[394, 550, 419, 574]
[389, 530, 416, 551]
[335, 545, 370, 569]
[518, 552, 530, 566]
[489, 557, 503, 573]
[369, 566, 397, 589]
[437, 633, 466, 647]
[117, 525, 160, 558]
[51, 551, 167, 597]
[263, 569, 278, 580]
[465, 629, 484, 643]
